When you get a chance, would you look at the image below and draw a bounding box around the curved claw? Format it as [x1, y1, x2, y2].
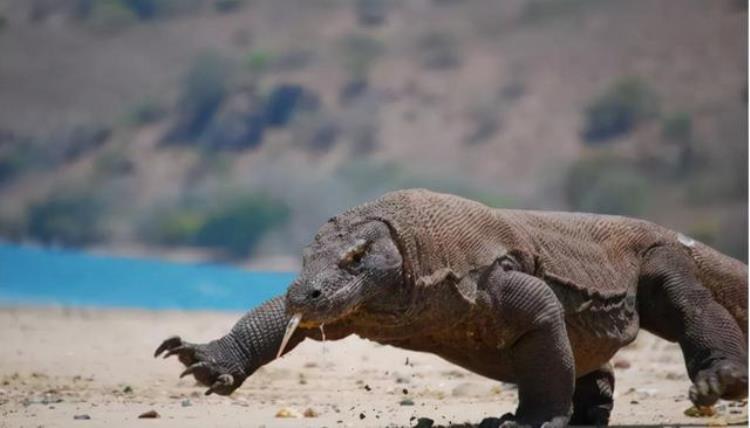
[154, 336, 182, 358]
[163, 346, 187, 359]
[180, 362, 208, 378]
[205, 374, 234, 396]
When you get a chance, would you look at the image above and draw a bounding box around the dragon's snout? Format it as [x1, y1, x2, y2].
[286, 282, 323, 309]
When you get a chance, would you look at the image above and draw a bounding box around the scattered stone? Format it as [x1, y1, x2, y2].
[402, 388, 409, 395]
[399, 399, 415, 406]
[684, 405, 716, 417]
[364, 384, 372, 391]
[415, 417, 435, 428]
[303, 408, 318, 418]
[359, 412, 366, 420]
[275, 407, 301, 418]
[181, 399, 192, 407]
[73, 414, 91, 420]
[138, 410, 160, 419]
[122, 386, 133, 394]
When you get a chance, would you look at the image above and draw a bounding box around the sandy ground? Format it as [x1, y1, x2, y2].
[0, 307, 746, 428]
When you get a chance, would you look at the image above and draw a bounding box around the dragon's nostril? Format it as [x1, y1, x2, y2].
[309, 289, 322, 299]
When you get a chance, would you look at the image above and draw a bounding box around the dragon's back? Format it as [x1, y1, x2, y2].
[494, 210, 670, 297]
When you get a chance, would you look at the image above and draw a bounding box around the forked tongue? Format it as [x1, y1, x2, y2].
[276, 313, 303, 359]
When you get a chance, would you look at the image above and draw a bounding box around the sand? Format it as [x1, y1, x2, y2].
[0, 307, 746, 427]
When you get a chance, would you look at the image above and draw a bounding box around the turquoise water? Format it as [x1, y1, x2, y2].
[0, 244, 295, 311]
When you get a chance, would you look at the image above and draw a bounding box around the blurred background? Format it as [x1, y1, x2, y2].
[0, 0, 746, 272]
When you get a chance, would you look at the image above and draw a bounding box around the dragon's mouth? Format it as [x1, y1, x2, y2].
[295, 300, 360, 327]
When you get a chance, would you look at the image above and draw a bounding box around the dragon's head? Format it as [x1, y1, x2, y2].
[285, 219, 404, 326]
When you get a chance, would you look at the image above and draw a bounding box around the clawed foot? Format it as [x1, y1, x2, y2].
[479, 413, 568, 428]
[689, 359, 748, 407]
[154, 335, 244, 396]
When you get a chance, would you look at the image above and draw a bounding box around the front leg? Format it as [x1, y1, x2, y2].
[481, 269, 575, 428]
[154, 296, 308, 395]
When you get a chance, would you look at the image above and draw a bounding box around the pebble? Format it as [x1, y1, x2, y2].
[275, 407, 300, 418]
[73, 414, 91, 420]
[399, 399, 415, 406]
[181, 399, 192, 407]
[138, 410, 160, 419]
[303, 408, 318, 418]
[415, 417, 435, 428]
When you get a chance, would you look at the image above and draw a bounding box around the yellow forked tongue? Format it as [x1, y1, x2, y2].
[277, 313, 303, 359]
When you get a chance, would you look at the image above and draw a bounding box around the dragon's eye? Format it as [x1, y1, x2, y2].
[339, 239, 369, 269]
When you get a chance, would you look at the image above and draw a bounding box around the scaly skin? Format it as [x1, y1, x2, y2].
[155, 189, 748, 427]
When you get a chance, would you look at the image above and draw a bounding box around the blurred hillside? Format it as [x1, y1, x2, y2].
[0, 0, 746, 268]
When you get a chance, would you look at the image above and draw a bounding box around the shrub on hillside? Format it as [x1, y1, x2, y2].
[565, 156, 649, 216]
[214, 0, 246, 13]
[661, 112, 694, 175]
[264, 84, 320, 127]
[26, 192, 106, 246]
[339, 33, 384, 80]
[128, 99, 167, 125]
[144, 193, 290, 257]
[164, 53, 229, 143]
[79, 0, 202, 21]
[355, 0, 388, 26]
[417, 31, 462, 70]
[194, 194, 290, 257]
[582, 77, 659, 143]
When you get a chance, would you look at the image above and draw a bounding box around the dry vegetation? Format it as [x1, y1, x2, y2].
[0, 0, 746, 266]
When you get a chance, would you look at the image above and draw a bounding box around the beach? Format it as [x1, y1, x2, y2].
[0, 307, 746, 427]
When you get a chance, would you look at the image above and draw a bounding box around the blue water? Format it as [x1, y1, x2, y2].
[0, 244, 295, 311]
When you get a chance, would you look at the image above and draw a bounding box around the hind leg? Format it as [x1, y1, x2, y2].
[571, 363, 614, 426]
[638, 246, 748, 406]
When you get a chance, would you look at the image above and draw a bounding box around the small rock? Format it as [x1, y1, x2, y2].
[359, 412, 366, 419]
[364, 384, 371, 391]
[415, 417, 435, 428]
[138, 410, 160, 419]
[275, 407, 301, 418]
[684, 405, 716, 417]
[73, 414, 91, 420]
[122, 386, 133, 394]
[303, 408, 318, 418]
[181, 399, 192, 407]
[400, 399, 415, 406]
[402, 388, 409, 395]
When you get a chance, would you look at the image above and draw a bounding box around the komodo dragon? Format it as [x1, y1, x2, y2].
[155, 189, 748, 427]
